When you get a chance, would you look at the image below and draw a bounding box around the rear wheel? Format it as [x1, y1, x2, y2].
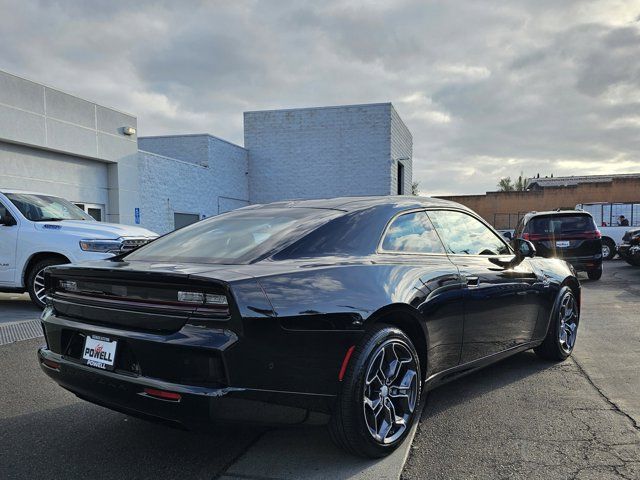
[329, 325, 421, 458]
[601, 238, 616, 260]
[587, 267, 602, 280]
[534, 287, 579, 361]
[27, 258, 66, 308]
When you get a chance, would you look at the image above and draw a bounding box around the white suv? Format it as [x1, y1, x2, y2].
[0, 190, 158, 308]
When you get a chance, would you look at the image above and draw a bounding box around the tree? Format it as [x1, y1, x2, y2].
[411, 181, 420, 196]
[497, 177, 514, 192]
[514, 171, 529, 191]
[498, 171, 529, 192]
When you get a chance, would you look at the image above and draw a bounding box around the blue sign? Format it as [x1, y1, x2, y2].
[134, 208, 140, 225]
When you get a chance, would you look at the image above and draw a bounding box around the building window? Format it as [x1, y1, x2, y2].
[397, 162, 405, 195]
[74, 203, 104, 221]
[174, 212, 200, 230]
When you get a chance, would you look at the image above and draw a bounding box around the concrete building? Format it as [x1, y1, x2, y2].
[0, 70, 138, 224]
[439, 173, 640, 229]
[0, 69, 413, 234]
[244, 103, 412, 204]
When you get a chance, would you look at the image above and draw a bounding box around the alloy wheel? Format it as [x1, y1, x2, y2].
[363, 339, 418, 444]
[602, 244, 610, 259]
[558, 292, 578, 354]
[33, 268, 47, 305]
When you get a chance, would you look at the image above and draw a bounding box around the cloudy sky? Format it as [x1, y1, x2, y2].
[1, 0, 640, 195]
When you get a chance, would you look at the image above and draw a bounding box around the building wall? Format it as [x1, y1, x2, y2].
[138, 136, 249, 234]
[438, 177, 640, 228]
[390, 105, 413, 195]
[244, 103, 399, 204]
[0, 70, 139, 224]
[139, 135, 210, 166]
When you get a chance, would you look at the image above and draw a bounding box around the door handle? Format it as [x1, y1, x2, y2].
[465, 275, 479, 287]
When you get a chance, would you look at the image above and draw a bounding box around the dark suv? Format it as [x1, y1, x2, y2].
[514, 210, 603, 280]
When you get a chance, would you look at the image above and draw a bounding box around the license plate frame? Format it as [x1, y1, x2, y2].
[82, 335, 117, 371]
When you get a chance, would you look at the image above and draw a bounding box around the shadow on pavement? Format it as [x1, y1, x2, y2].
[422, 350, 557, 417]
[0, 401, 265, 480]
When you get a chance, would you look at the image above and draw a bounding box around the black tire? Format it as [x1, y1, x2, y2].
[587, 267, 602, 280]
[601, 238, 616, 260]
[329, 325, 422, 458]
[26, 257, 66, 308]
[534, 287, 579, 361]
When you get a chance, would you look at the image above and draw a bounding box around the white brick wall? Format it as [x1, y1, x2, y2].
[137, 135, 249, 234]
[390, 105, 413, 195]
[137, 103, 412, 233]
[245, 103, 405, 204]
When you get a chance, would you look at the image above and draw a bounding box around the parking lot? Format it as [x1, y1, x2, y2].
[1, 261, 639, 480]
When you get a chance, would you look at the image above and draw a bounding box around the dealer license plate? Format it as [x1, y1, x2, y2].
[82, 335, 117, 370]
[555, 240, 570, 248]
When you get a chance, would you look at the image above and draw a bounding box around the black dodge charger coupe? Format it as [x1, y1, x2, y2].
[38, 196, 581, 458]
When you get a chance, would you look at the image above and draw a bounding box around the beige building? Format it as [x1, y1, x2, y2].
[438, 174, 640, 229]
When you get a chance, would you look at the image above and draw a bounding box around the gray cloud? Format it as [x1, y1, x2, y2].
[1, 0, 639, 195]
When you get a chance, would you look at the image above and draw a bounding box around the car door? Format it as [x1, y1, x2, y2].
[0, 199, 19, 285]
[377, 210, 465, 374]
[427, 209, 541, 364]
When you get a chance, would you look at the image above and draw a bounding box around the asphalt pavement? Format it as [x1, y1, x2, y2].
[1, 261, 639, 479]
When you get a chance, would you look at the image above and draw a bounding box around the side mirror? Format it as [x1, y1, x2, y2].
[0, 214, 17, 226]
[514, 238, 536, 258]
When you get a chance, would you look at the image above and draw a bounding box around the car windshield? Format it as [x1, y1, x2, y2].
[125, 207, 341, 264]
[528, 214, 596, 235]
[5, 193, 93, 221]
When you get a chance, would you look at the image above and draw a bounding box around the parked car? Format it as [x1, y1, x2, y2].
[0, 189, 158, 308]
[617, 227, 640, 266]
[38, 196, 581, 458]
[514, 210, 603, 280]
[596, 226, 629, 260]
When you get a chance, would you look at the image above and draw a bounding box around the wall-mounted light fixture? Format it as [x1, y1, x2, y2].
[123, 126, 137, 136]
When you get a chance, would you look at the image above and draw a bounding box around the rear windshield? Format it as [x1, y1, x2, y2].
[125, 207, 341, 264]
[527, 214, 596, 235]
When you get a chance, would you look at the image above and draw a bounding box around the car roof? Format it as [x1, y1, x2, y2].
[0, 189, 57, 196]
[242, 195, 467, 213]
[524, 210, 592, 221]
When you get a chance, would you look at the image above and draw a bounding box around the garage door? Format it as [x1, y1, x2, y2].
[0, 142, 109, 215]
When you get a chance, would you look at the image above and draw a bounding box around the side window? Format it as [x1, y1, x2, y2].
[427, 210, 511, 256]
[0, 201, 12, 223]
[381, 211, 445, 254]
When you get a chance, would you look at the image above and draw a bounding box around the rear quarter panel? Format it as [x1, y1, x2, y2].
[225, 258, 464, 395]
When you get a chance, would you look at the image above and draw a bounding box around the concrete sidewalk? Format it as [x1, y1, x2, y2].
[220, 415, 420, 480]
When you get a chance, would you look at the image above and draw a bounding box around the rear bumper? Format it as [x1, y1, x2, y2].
[557, 255, 602, 272]
[38, 308, 339, 428]
[37, 347, 330, 428]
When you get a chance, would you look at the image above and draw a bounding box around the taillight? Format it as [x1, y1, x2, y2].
[570, 231, 601, 240]
[143, 388, 182, 402]
[522, 232, 545, 241]
[177, 291, 228, 306]
[178, 291, 230, 317]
